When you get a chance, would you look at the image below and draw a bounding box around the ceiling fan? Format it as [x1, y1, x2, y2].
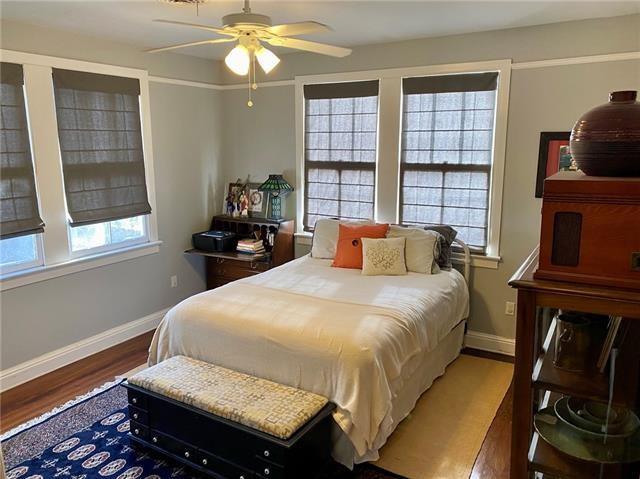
[148, 0, 352, 106]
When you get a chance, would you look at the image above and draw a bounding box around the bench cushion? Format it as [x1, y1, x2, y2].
[128, 356, 329, 440]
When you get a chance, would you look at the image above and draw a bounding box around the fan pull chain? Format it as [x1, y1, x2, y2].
[247, 58, 253, 107]
[252, 52, 257, 91]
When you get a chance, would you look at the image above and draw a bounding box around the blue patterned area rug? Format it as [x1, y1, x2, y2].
[1, 381, 405, 479]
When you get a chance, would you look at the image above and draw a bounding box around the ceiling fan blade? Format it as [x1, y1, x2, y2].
[153, 19, 236, 37]
[146, 38, 236, 54]
[266, 21, 331, 37]
[266, 37, 352, 58]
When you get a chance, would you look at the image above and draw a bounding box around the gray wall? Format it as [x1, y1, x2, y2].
[0, 23, 224, 369]
[218, 14, 640, 341]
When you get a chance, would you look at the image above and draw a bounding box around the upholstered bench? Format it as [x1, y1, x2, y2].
[124, 356, 335, 479]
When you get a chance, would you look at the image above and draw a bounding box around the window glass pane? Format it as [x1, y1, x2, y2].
[69, 222, 109, 251]
[0, 234, 37, 268]
[69, 215, 146, 252]
[110, 216, 145, 243]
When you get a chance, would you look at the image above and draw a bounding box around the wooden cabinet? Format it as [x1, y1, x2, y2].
[186, 216, 295, 290]
[509, 247, 640, 478]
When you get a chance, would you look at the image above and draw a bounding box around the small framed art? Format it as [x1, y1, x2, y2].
[247, 183, 267, 218]
[223, 182, 268, 218]
[535, 132, 576, 198]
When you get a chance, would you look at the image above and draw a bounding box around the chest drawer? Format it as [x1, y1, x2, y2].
[128, 405, 148, 425]
[127, 389, 148, 409]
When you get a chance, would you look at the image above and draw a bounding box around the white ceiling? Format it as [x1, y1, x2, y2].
[1, 1, 639, 60]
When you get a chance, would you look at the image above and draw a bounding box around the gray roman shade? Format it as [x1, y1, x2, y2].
[0, 62, 45, 239]
[403, 72, 498, 95]
[303, 80, 379, 99]
[303, 80, 379, 230]
[400, 72, 499, 251]
[52, 68, 151, 226]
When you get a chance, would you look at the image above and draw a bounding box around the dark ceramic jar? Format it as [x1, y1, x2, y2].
[570, 90, 640, 177]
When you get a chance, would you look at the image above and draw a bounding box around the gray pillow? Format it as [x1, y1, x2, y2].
[423, 225, 458, 270]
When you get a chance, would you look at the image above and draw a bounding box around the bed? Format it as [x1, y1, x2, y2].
[148, 240, 470, 468]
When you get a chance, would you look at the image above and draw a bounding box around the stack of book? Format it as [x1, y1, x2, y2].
[236, 238, 265, 256]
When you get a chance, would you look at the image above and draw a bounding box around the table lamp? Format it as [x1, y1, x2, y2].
[258, 174, 293, 220]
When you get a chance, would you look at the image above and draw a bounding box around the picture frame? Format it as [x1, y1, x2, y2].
[223, 182, 244, 217]
[535, 132, 574, 198]
[222, 181, 268, 218]
[247, 183, 268, 218]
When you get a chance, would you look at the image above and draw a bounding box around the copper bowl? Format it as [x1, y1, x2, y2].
[570, 90, 640, 177]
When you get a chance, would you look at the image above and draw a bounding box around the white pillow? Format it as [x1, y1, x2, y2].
[362, 237, 408, 276]
[311, 218, 372, 259]
[387, 225, 439, 274]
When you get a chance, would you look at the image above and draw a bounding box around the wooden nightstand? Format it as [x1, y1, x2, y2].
[186, 216, 294, 290]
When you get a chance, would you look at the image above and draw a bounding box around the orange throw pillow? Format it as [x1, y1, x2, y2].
[332, 223, 389, 269]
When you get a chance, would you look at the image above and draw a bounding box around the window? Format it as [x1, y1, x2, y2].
[303, 80, 379, 230]
[0, 51, 159, 288]
[296, 61, 510, 265]
[400, 73, 498, 252]
[52, 68, 152, 257]
[0, 62, 45, 273]
[0, 234, 43, 274]
[69, 215, 147, 253]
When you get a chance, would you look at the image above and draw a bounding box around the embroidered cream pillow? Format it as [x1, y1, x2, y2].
[387, 226, 439, 274]
[361, 237, 407, 276]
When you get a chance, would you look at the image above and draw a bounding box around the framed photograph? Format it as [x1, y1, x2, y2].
[223, 182, 245, 217]
[535, 132, 575, 198]
[247, 183, 268, 218]
[222, 182, 268, 218]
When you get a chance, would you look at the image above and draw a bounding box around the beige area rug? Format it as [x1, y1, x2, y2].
[374, 355, 513, 479]
[119, 355, 513, 479]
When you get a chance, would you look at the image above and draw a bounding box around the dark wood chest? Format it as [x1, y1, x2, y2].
[125, 382, 335, 479]
[535, 171, 640, 290]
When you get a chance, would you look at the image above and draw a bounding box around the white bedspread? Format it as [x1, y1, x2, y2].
[149, 255, 469, 465]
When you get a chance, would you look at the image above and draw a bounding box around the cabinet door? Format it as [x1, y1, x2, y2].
[516, 300, 640, 479]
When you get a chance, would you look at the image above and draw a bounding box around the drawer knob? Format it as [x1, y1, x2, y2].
[134, 429, 139, 435]
[132, 398, 137, 404]
[184, 451, 190, 458]
[264, 468, 270, 476]
[202, 459, 208, 466]
[133, 413, 138, 420]
[263, 450, 270, 457]
[152, 436, 158, 443]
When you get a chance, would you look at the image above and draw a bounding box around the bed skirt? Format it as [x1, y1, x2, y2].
[332, 319, 466, 468]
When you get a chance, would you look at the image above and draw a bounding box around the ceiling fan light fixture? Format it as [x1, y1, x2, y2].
[225, 44, 250, 76]
[256, 46, 280, 74]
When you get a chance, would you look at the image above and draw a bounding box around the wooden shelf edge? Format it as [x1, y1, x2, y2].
[185, 249, 271, 263]
[528, 432, 627, 478]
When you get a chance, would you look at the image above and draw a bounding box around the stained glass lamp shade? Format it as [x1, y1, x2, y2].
[258, 175, 293, 220]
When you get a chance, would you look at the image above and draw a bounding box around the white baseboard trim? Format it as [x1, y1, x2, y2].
[465, 330, 515, 356]
[0, 308, 169, 392]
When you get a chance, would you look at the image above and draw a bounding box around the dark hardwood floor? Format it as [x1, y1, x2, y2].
[0, 331, 153, 434]
[0, 336, 512, 478]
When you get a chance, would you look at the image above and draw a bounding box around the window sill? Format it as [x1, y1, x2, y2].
[0, 240, 162, 291]
[294, 232, 313, 246]
[294, 232, 500, 270]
